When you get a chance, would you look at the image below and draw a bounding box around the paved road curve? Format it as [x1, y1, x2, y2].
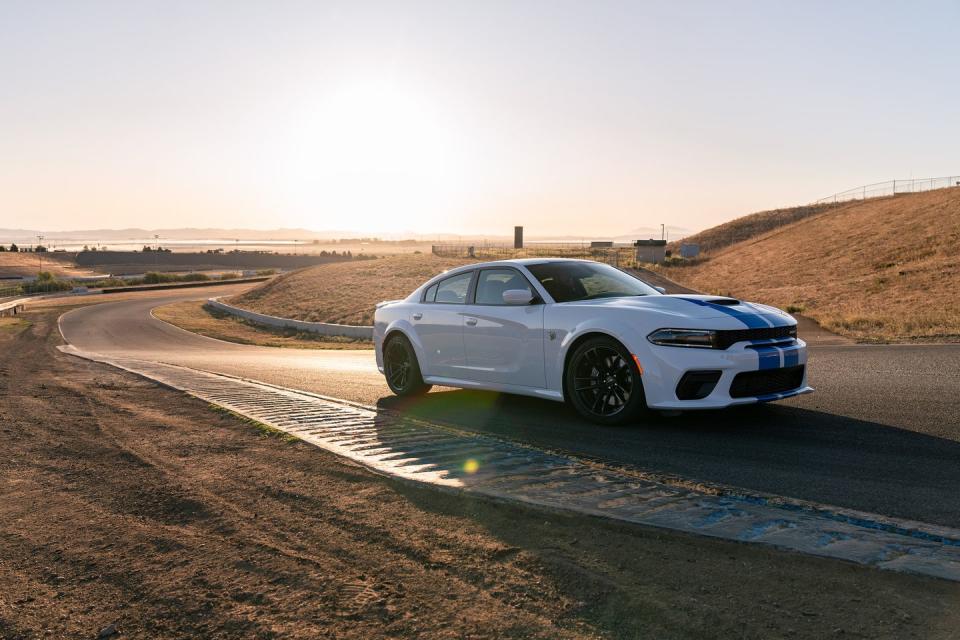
[57, 287, 960, 528]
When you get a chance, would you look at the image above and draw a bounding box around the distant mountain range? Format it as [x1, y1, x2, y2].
[0, 224, 694, 244]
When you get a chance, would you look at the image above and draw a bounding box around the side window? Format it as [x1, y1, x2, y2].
[423, 283, 438, 303]
[475, 269, 533, 305]
[434, 271, 473, 304]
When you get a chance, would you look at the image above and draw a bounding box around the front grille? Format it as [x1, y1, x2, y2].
[729, 365, 805, 398]
[715, 325, 797, 349]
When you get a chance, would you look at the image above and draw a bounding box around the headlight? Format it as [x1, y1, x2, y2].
[647, 328, 719, 348]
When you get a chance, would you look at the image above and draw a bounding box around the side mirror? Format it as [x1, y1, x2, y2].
[502, 289, 534, 305]
[653, 286, 666, 294]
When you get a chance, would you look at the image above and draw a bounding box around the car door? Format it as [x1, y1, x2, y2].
[412, 270, 474, 379]
[462, 267, 546, 388]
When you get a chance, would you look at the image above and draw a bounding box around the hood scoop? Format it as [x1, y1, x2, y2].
[706, 298, 741, 306]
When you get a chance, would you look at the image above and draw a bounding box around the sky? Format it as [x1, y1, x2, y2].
[2, 0, 958, 237]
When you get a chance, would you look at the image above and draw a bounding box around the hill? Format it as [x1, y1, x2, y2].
[0, 252, 95, 278]
[670, 202, 844, 255]
[662, 188, 960, 342]
[229, 254, 474, 326]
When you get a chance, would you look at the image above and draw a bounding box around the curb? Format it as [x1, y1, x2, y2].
[206, 297, 373, 339]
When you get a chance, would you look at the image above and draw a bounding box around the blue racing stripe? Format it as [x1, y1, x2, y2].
[753, 345, 782, 370]
[677, 298, 771, 329]
[782, 345, 801, 367]
[742, 302, 795, 327]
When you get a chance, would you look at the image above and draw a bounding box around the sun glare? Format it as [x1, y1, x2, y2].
[278, 79, 469, 233]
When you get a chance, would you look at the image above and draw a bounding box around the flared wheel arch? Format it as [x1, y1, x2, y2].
[561, 331, 637, 401]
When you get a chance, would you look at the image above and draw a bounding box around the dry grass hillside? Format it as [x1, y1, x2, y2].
[671, 202, 844, 254]
[0, 252, 94, 278]
[230, 254, 474, 325]
[664, 188, 960, 342]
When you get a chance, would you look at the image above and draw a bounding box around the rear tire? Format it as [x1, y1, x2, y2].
[383, 334, 431, 397]
[565, 336, 647, 425]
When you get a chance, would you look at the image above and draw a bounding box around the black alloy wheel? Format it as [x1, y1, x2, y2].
[383, 334, 431, 397]
[566, 336, 647, 425]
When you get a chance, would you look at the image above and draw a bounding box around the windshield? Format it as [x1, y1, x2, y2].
[526, 262, 660, 303]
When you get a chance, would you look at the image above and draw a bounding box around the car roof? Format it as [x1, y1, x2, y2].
[459, 257, 591, 269]
[422, 258, 597, 286]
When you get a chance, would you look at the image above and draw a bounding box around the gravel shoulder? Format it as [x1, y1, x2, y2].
[1, 308, 959, 639]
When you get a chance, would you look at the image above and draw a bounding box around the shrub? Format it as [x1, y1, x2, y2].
[143, 272, 174, 284]
[219, 272, 241, 280]
[22, 278, 72, 294]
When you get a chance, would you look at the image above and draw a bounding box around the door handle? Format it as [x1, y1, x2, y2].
[412, 313, 423, 320]
[465, 317, 478, 326]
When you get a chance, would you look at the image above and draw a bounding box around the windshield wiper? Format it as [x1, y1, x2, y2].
[581, 292, 647, 300]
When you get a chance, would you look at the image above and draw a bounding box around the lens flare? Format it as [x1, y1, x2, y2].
[463, 458, 480, 474]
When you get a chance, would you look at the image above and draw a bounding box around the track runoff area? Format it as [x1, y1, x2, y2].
[60, 345, 960, 582]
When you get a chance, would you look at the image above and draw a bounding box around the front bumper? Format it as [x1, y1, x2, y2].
[639, 338, 813, 410]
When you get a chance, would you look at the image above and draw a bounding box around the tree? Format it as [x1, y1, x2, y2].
[0, 245, 6, 252]
[36, 245, 48, 252]
[9, 243, 18, 252]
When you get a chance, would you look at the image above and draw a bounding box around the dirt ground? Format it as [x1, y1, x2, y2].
[153, 300, 373, 350]
[2, 309, 959, 639]
[0, 252, 98, 279]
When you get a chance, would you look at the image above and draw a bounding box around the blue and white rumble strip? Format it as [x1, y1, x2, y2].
[58, 346, 960, 583]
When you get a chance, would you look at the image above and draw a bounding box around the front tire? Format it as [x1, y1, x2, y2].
[565, 336, 647, 425]
[383, 334, 431, 397]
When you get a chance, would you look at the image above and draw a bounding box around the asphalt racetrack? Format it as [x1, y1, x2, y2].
[57, 286, 960, 529]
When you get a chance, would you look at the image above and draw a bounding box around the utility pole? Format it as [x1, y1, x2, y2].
[154, 234, 160, 269]
[36, 234, 44, 273]
[660, 224, 665, 241]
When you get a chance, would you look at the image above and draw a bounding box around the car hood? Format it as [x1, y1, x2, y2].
[561, 294, 796, 327]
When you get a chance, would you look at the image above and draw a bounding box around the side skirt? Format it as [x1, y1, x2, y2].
[422, 375, 565, 402]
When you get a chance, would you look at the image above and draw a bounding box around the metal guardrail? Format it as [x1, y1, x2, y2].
[815, 175, 960, 204]
[99, 276, 269, 294]
[205, 297, 373, 340]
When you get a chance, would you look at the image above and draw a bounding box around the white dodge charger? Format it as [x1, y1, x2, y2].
[374, 259, 813, 424]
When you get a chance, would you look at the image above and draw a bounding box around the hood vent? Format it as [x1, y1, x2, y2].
[707, 298, 741, 306]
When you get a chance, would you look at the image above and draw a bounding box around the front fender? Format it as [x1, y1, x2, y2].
[546, 312, 649, 397]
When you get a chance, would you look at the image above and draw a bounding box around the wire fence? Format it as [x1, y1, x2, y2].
[431, 243, 643, 268]
[815, 175, 960, 204]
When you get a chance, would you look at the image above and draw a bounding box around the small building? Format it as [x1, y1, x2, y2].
[680, 243, 700, 259]
[590, 241, 614, 248]
[633, 239, 667, 264]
